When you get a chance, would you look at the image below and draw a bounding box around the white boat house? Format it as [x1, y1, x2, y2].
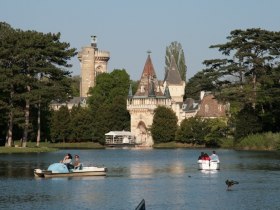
[105, 131, 136, 146]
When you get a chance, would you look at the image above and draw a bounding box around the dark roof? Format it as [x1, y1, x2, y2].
[182, 98, 199, 112]
[164, 55, 182, 84]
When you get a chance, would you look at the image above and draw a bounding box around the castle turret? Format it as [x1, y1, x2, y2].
[78, 36, 110, 97]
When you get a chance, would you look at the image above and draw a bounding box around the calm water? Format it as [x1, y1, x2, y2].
[0, 149, 280, 210]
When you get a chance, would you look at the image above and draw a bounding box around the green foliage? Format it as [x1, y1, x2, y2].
[184, 70, 217, 99]
[236, 132, 280, 150]
[204, 118, 228, 147]
[0, 22, 76, 146]
[176, 117, 228, 147]
[176, 117, 210, 145]
[70, 76, 80, 97]
[50, 106, 71, 142]
[151, 106, 178, 143]
[87, 69, 131, 144]
[234, 104, 262, 141]
[69, 106, 94, 142]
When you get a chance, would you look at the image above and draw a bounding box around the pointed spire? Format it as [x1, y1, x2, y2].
[134, 53, 164, 97]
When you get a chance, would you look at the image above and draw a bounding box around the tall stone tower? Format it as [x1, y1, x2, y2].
[127, 53, 171, 146]
[78, 36, 110, 97]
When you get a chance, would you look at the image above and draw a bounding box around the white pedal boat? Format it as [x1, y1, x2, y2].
[198, 160, 220, 170]
[34, 163, 107, 178]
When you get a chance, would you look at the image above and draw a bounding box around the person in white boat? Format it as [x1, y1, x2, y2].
[198, 152, 204, 160]
[73, 155, 82, 169]
[210, 151, 219, 161]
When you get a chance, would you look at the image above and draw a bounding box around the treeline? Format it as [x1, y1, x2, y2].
[50, 70, 133, 144]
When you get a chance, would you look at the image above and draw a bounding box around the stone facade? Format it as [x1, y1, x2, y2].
[78, 36, 110, 97]
[127, 54, 171, 146]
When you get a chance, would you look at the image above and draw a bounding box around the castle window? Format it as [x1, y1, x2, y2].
[141, 86, 145, 93]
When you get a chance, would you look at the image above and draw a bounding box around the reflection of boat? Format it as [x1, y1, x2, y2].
[34, 163, 107, 178]
[197, 160, 220, 170]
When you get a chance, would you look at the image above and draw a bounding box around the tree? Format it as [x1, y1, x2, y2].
[175, 117, 209, 145]
[69, 106, 94, 142]
[150, 106, 178, 144]
[184, 70, 218, 100]
[203, 28, 280, 108]
[87, 69, 131, 144]
[0, 22, 76, 147]
[234, 104, 262, 141]
[50, 106, 71, 143]
[165, 41, 187, 81]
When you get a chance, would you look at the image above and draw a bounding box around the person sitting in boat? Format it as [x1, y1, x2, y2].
[202, 153, 211, 160]
[198, 152, 204, 160]
[73, 155, 82, 169]
[60, 153, 74, 169]
[210, 151, 219, 161]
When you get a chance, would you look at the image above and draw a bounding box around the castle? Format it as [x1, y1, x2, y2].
[127, 53, 227, 146]
[51, 38, 227, 146]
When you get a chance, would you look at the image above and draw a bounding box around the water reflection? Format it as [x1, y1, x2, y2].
[200, 169, 219, 175]
[130, 162, 154, 178]
[0, 149, 280, 210]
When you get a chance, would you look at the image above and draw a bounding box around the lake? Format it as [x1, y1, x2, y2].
[0, 149, 280, 210]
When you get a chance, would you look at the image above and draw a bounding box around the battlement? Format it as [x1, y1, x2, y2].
[95, 50, 110, 61]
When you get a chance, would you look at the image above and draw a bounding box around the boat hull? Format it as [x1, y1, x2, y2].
[34, 166, 107, 178]
[198, 160, 220, 170]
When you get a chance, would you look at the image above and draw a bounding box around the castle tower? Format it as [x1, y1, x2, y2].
[127, 53, 171, 146]
[163, 54, 185, 103]
[78, 36, 110, 97]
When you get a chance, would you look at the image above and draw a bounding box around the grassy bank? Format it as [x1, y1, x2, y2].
[0, 146, 58, 154]
[0, 141, 105, 154]
[29, 141, 105, 149]
[154, 141, 205, 148]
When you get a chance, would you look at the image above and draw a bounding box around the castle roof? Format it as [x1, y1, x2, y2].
[164, 55, 183, 85]
[134, 54, 164, 97]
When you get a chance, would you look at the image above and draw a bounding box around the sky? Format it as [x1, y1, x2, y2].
[1, 0, 280, 81]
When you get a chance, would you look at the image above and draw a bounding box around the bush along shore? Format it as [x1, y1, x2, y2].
[1, 132, 279, 153]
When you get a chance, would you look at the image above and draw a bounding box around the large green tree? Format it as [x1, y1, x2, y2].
[165, 41, 187, 81]
[203, 28, 280, 107]
[150, 106, 178, 144]
[87, 69, 131, 144]
[198, 28, 280, 138]
[0, 22, 76, 147]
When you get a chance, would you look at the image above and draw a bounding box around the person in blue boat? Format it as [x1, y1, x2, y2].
[60, 153, 74, 170]
[210, 151, 219, 161]
[73, 155, 82, 169]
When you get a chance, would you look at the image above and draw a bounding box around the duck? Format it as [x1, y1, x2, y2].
[225, 179, 239, 190]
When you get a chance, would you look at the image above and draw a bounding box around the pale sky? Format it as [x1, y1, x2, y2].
[1, 0, 280, 80]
